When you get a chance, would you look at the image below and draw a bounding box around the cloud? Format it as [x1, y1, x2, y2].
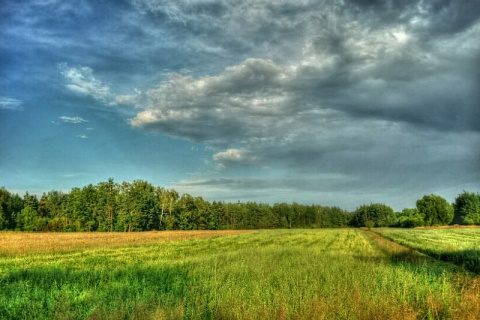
[76, 135, 88, 139]
[127, 0, 480, 175]
[212, 148, 255, 167]
[59, 63, 114, 105]
[174, 174, 362, 208]
[130, 58, 293, 144]
[0, 96, 23, 111]
[2, 0, 479, 209]
[59, 116, 87, 124]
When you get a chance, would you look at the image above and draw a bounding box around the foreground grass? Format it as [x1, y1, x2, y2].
[0, 229, 479, 319]
[376, 228, 480, 273]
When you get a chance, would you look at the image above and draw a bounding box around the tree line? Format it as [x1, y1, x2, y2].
[0, 179, 478, 231]
[0, 179, 350, 231]
[349, 192, 480, 228]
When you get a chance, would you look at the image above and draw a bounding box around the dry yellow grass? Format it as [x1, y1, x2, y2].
[0, 230, 253, 256]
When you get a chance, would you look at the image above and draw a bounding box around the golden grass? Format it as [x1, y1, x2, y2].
[0, 230, 253, 256]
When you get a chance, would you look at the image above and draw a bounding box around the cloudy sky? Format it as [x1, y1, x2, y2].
[1, 0, 479, 211]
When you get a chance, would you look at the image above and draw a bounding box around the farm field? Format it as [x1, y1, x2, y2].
[0, 229, 479, 319]
[376, 228, 480, 274]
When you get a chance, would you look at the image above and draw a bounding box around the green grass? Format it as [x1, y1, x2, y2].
[1, 229, 479, 319]
[376, 228, 480, 273]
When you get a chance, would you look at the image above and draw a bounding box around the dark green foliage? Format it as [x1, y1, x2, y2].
[396, 208, 425, 228]
[416, 194, 454, 226]
[453, 191, 480, 225]
[116, 181, 159, 232]
[349, 203, 396, 227]
[0, 190, 23, 230]
[1, 182, 474, 231]
[17, 206, 41, 231]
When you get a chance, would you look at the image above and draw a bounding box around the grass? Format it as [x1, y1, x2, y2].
[0, 229, 479, 319]
[376, 228, 480, 273]
[0, 230, 252, 256]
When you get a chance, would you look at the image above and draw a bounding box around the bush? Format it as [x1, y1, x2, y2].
[364, 220, 374, 230]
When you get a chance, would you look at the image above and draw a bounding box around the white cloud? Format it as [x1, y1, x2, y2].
[76, 135, 88, 139]
[115, 88, 142, 106]
[59, 116, 87, 124]
[0, 96, 23, 111]
[129, 58, 294, 144]
[59, 63, 114, 105]
[212, 148, 254, 166]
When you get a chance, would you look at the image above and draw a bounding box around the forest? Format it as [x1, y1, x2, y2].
[0, 178, 478, 232]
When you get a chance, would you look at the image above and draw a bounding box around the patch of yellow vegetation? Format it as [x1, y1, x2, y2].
[0, 230, 253, 256]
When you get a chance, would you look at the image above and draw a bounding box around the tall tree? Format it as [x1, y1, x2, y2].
[97, 179, 118, 231]
[349, 203, 395, 228]
[0, 188, 11, 229]
[416, 194, 454, 226]
[18, 205, 41, 231]
[117, 180, 158, 232]
[453, 191, 480, 225]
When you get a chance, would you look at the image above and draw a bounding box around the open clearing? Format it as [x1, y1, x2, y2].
[1, 229, 479, 319]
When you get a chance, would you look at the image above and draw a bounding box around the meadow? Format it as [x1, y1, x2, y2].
[376, 227, 480, 274]
[0, 229, 479, 319]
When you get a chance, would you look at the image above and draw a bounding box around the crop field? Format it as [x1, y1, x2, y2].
[376, 228, 480, 274]
[1, 229, 480, 319]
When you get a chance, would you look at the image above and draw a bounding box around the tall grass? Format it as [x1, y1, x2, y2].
[377, 228, 480, 273]
[0, 229, 479, 319]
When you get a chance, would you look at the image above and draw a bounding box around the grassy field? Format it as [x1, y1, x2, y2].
[376, 228, 480, 274]
[0, 229, 479, 319]
[0, 230, 252, 256]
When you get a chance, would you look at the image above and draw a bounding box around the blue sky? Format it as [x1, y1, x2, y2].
[1, 0, 479, 211]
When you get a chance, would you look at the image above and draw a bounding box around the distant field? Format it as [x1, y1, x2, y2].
[1, 229, 479, 319]
[0, 230, 251, 256]
[376, 228, 480, 273]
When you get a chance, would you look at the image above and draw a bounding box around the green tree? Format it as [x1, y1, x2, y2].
[117, 181, 158, 232]
[273, 202, 293, 228]
[213, 201, 231, 230]
[257, 204, 276, 229]
[23, 192, 39, 211]
[195, 197, 213, 230]
[396, 208, 425, 228]
[364, 220, 374, 230]
[156, 188, 179, 230]
[416, 194, 454, 226]
[0, 188, 12, 229]
[64, 186, 98, 231]
[96, 179, 118, 231]
[5, 192, 24, 230]
[0, 205, 5, 230]
[349, 203, 395, 228]
[453, 191, 480, 225]
[18, 206, 40, 231]
[327, 206, 351, 227]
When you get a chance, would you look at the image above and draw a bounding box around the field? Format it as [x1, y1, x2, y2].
[1, 229, 480, 319]
[376, 228, 480, 273]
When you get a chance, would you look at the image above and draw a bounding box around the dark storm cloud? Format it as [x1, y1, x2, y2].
[125, 0, 480, 208]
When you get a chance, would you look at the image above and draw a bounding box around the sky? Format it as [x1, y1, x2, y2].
[1, 0, 479, 211]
